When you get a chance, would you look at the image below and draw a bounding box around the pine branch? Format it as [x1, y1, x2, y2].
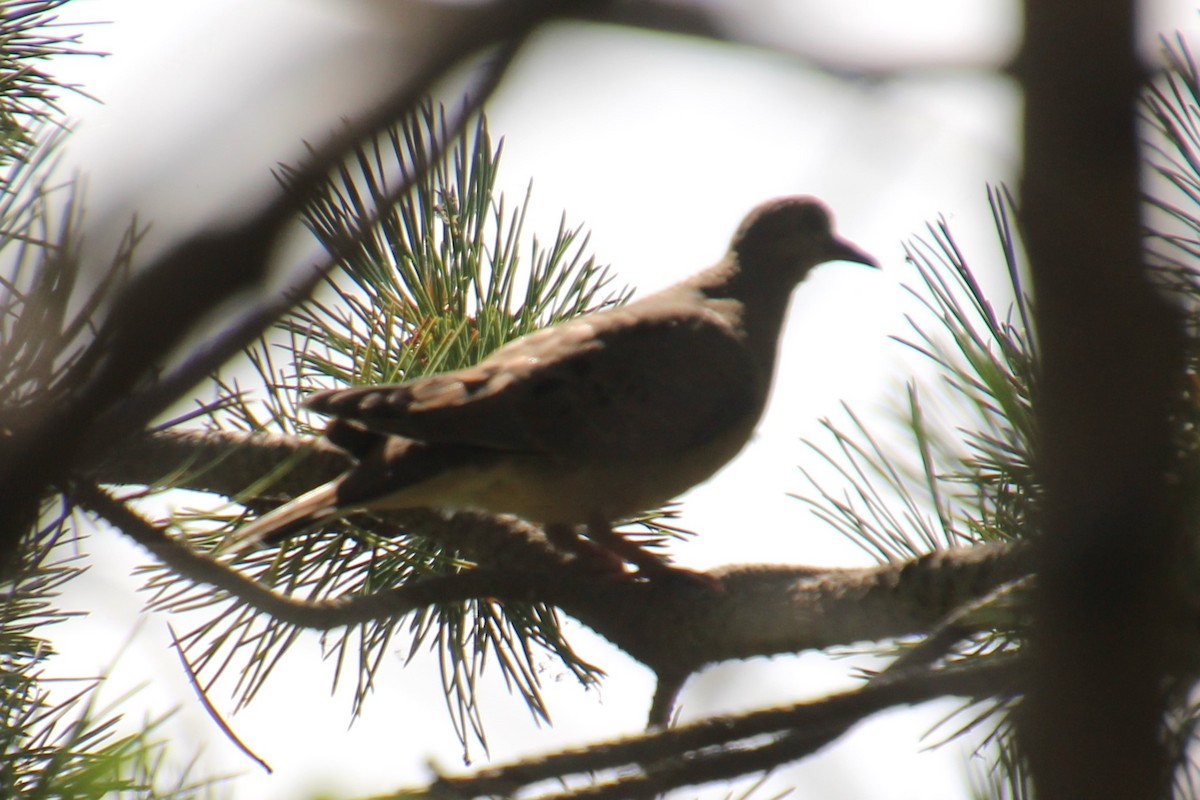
[75, 471, 1033, 713]
[432, 656, 1022, 800]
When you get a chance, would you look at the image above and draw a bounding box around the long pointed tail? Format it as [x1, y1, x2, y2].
[221, 481, 342, 555]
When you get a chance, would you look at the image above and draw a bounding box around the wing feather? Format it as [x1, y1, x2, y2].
[304, 297, 765, 462]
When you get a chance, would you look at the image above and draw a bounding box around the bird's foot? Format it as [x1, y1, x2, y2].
[544, 522, 629, 576]
[542, 521, 723, 590]
[583, 517, 723, 591]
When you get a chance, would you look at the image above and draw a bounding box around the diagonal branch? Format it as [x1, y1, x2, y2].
[71, 481, 572, 630]
[433, 656, 1023, 800]
[0, 0, 595, 577]
[78, 10, 540, 462]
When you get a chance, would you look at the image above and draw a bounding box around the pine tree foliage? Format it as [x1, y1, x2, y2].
[139, 106, 625, 755]
[6, 5, 1200, 798]
[0, 1, 96, 166]
[802, 185, 1036, 565]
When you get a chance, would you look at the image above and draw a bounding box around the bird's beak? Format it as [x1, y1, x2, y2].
[829, 237, 878, 268]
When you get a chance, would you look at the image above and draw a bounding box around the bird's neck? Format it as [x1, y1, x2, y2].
[685, 256, 798, 370]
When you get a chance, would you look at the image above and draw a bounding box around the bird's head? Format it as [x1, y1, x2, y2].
[731, 196, 877, 281]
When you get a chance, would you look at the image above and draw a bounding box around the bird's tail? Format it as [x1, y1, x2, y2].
[221, 482, 342, 555]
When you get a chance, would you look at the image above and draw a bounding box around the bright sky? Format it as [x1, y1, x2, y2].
[39, 1, 1198, 798]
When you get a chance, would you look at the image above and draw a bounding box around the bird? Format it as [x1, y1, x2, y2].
[226, 196, 876, 581]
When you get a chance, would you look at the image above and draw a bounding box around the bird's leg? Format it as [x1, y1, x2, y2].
[582, 515, 675, 576]
[543, 521, 627, 575]
[584, 515, 723, 590]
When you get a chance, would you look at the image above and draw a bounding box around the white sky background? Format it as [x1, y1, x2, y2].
[37, 1, 1199, 798]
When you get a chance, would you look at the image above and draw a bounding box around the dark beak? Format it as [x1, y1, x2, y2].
[829, 237, 878, 268]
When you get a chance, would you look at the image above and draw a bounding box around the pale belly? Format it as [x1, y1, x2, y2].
[373, 422, 755, 525]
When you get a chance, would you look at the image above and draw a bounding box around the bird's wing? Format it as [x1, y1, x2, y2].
[303, 295, 764, 462]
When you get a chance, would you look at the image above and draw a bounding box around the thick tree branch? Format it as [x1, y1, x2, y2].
[571, 1, 1007, 77]
[80, 427, 1032, 691]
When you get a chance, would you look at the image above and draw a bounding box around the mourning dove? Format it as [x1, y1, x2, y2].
[228, 196, 876, 579]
